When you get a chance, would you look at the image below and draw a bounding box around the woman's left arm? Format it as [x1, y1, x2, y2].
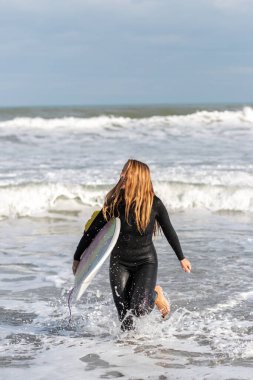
[156, 197, 191, 272]
[180, 258, 191, 273]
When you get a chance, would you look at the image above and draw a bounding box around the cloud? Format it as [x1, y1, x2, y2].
[131, 34, 187, 47]
[227, 66, 253, 74]
[212, 0, 253, 8]
[0, 0, 253, 105]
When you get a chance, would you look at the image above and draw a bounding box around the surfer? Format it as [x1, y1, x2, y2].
[73, 159, 191, 330]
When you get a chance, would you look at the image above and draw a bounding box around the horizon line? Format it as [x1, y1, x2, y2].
[0, 101, 253, 110]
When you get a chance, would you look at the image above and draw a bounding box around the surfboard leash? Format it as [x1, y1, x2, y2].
[67, 287, 74, 324]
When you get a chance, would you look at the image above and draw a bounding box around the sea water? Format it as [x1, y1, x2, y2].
[0, 105, 253, 379]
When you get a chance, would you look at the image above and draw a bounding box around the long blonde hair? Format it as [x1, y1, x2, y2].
[102, 159, 155, 233]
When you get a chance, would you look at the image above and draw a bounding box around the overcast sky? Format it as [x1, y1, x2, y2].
[0, 0, 252, 106]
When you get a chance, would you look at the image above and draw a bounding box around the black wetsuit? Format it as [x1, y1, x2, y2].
[74, 195, 184, 330]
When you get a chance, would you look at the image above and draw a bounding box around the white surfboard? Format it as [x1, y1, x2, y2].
[72, 217, 121, 302]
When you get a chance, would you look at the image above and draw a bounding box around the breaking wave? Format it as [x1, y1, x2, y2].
[1, 180, 253, 218]
[0, 107, 253, 137]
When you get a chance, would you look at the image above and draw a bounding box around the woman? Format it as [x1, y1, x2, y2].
[72, 159, 191, 330]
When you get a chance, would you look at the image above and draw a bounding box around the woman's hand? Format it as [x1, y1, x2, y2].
[180, 258, 191, 273]
[72, 260, 80, 275]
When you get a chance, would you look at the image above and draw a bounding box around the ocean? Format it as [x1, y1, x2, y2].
[0, 104, 252, 380]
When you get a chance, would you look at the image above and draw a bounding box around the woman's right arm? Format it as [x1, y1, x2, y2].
[73, 209, 107, 263]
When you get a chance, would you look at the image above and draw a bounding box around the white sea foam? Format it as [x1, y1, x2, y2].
[0, 107, 253, 137]
[1, 209, 252, 378]
[0, 107, 252, 217]
[207, 290, 253, 312]
[1, 179, 253, 218]
[0, 183, 105, 218]
[1, 106, 252, 379]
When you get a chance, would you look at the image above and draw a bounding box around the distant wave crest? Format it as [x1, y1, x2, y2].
[0, 107, 253, 135]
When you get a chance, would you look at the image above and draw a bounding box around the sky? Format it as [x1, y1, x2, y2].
[0, 0, 252, 106]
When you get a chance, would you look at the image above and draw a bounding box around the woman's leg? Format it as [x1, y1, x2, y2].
[154, 285, 170, 319]
[109, 261, 133, 322]
[121, 262, 157, 330]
